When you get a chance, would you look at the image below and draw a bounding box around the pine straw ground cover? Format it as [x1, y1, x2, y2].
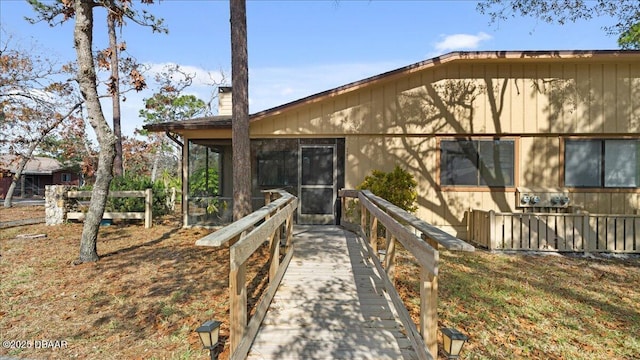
[1, 205, 271, 360]
[396, 249, 640, 360]
[2, 205, 640, 360]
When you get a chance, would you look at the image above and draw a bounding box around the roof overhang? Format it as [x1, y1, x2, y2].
[143, 116, 232, 133]
[143, 49, 640, 133]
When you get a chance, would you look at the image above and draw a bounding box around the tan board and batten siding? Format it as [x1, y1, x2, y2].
[191, 51, 640, 238]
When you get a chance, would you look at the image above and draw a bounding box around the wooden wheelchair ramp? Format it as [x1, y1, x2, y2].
[247, 225, 421, 360]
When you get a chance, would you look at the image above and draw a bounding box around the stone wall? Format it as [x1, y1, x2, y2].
[45, 185, 71, 225]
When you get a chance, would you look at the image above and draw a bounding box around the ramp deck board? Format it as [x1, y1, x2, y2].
[247, 226, 419, 360]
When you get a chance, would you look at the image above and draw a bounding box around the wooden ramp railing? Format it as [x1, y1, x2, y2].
[340, 189, 475, 359]
[196, 189, 297, 360]
[196, 189, 473, 360]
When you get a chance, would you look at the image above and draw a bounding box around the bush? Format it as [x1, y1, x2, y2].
[106, 175, 173, 216]
[357, 166, 418, 213]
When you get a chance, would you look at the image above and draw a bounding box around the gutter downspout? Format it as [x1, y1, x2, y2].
[165, 131, 184, 148]
[165, 131, 187, 227]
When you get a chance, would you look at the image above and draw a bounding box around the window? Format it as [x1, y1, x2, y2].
[564, 139, 640, 188]
[61, 173, 72, 182]
[188, 141, 222, 197]
[257, 151, 295, 187]
[440, 139, 515, 187]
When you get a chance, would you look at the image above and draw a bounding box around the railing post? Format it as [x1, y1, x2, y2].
[420, 266, 438, 359]
[284, 211, 294, 252]
[269, 224, 280, 282]
[264, 191, 272, 222]
[361, 202, 367, 237]
[420, 236, 439, 359]
[370, 216, 378, 253]
[145, 188, 153, 229]
[385, 230, 396, 284]
[340, 193, 346, 224]
[229, 234, 246, 354]
[489, 210, 496, 250]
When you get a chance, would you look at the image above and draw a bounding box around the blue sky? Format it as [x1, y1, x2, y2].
[0, 0, 621, 138]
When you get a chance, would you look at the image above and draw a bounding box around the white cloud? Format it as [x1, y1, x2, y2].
[249, 61, 404, 113]
[100, 60, 407, 139]
[434, 32, 492, 52]
[280, 87, 294, 96]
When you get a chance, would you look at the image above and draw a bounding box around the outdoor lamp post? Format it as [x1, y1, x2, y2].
[196, 320, 222, 360]
[378, 249, 387, 263]
[441, 327, 469, 359]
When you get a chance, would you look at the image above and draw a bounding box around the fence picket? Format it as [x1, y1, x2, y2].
[503, 214, 513, 249]
[538, 215, 548, 250]
[598, 217, 608, 251]
[616, 216, 631, 251]
[468, 210, 640, 254]
[556, 216, 565, 251]
[529, 215, 539, 250]
[564, 215, 579, 251]
[511, 214, 520, 249]
[635, 218, 640, 252]
[549, 215, 558, 250]
[494, 213, 503, 250]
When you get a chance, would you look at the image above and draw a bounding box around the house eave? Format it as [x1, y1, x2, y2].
[143, 49, 640, 132]
[250, 49, 640, 121]
[143, 116, 232, 132]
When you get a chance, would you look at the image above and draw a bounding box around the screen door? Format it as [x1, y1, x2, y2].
[298, 145, 336, 224]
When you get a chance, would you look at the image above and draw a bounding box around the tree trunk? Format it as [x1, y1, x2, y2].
[74, 0, 116, 263]
[230, 0, 251, 221]
[108, 4, 123, 177]
[151, 148, 160, 182]
[3, 154, 31, 208]
[3, 177, 19, 208]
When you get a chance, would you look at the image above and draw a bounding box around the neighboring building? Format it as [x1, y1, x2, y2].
[0, 155, 81, 199]
[145, 50, 640, 240]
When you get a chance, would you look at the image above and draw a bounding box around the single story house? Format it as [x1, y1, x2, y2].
[0, 155, 81, 199]
[145, 50, 640, 243]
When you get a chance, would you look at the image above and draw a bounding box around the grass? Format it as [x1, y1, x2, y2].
[2, 206, 639, 359]
[0, 207, 232, 360]
[396, 249, 640, 359]
[0, 205, 275, 360]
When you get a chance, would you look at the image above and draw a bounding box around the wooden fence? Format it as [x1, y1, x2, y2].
[468, 210, 640, 253]
[66, 189, 153, 229]
[195, 189, 297, 360]
[340, 190, 474, 360]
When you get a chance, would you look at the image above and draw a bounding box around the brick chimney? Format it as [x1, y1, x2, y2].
[218, 86, 232, 116]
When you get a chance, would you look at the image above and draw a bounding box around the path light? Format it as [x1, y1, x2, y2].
[378, 249, 387, 263]
[441, 327, 469, 359]
[196, 320, 222, 360]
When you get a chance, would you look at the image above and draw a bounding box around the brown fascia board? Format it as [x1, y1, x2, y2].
[250, 49, 640, 121]
[143, 116, 232, 132]
[145, 50, 639, 131]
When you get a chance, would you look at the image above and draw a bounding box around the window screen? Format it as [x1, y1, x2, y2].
[565, 139, 640, 188]
[440, 139, 514, 187]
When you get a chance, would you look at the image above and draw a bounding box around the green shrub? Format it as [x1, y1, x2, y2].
[357, 165, 418, 213]
[106, 175, 173, 216]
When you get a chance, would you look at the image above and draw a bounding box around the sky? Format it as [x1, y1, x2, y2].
[0, 0, 622, 139]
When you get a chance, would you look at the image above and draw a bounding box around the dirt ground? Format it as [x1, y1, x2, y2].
[3, 206, 639, 359]
[0, 205, 247, 360]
